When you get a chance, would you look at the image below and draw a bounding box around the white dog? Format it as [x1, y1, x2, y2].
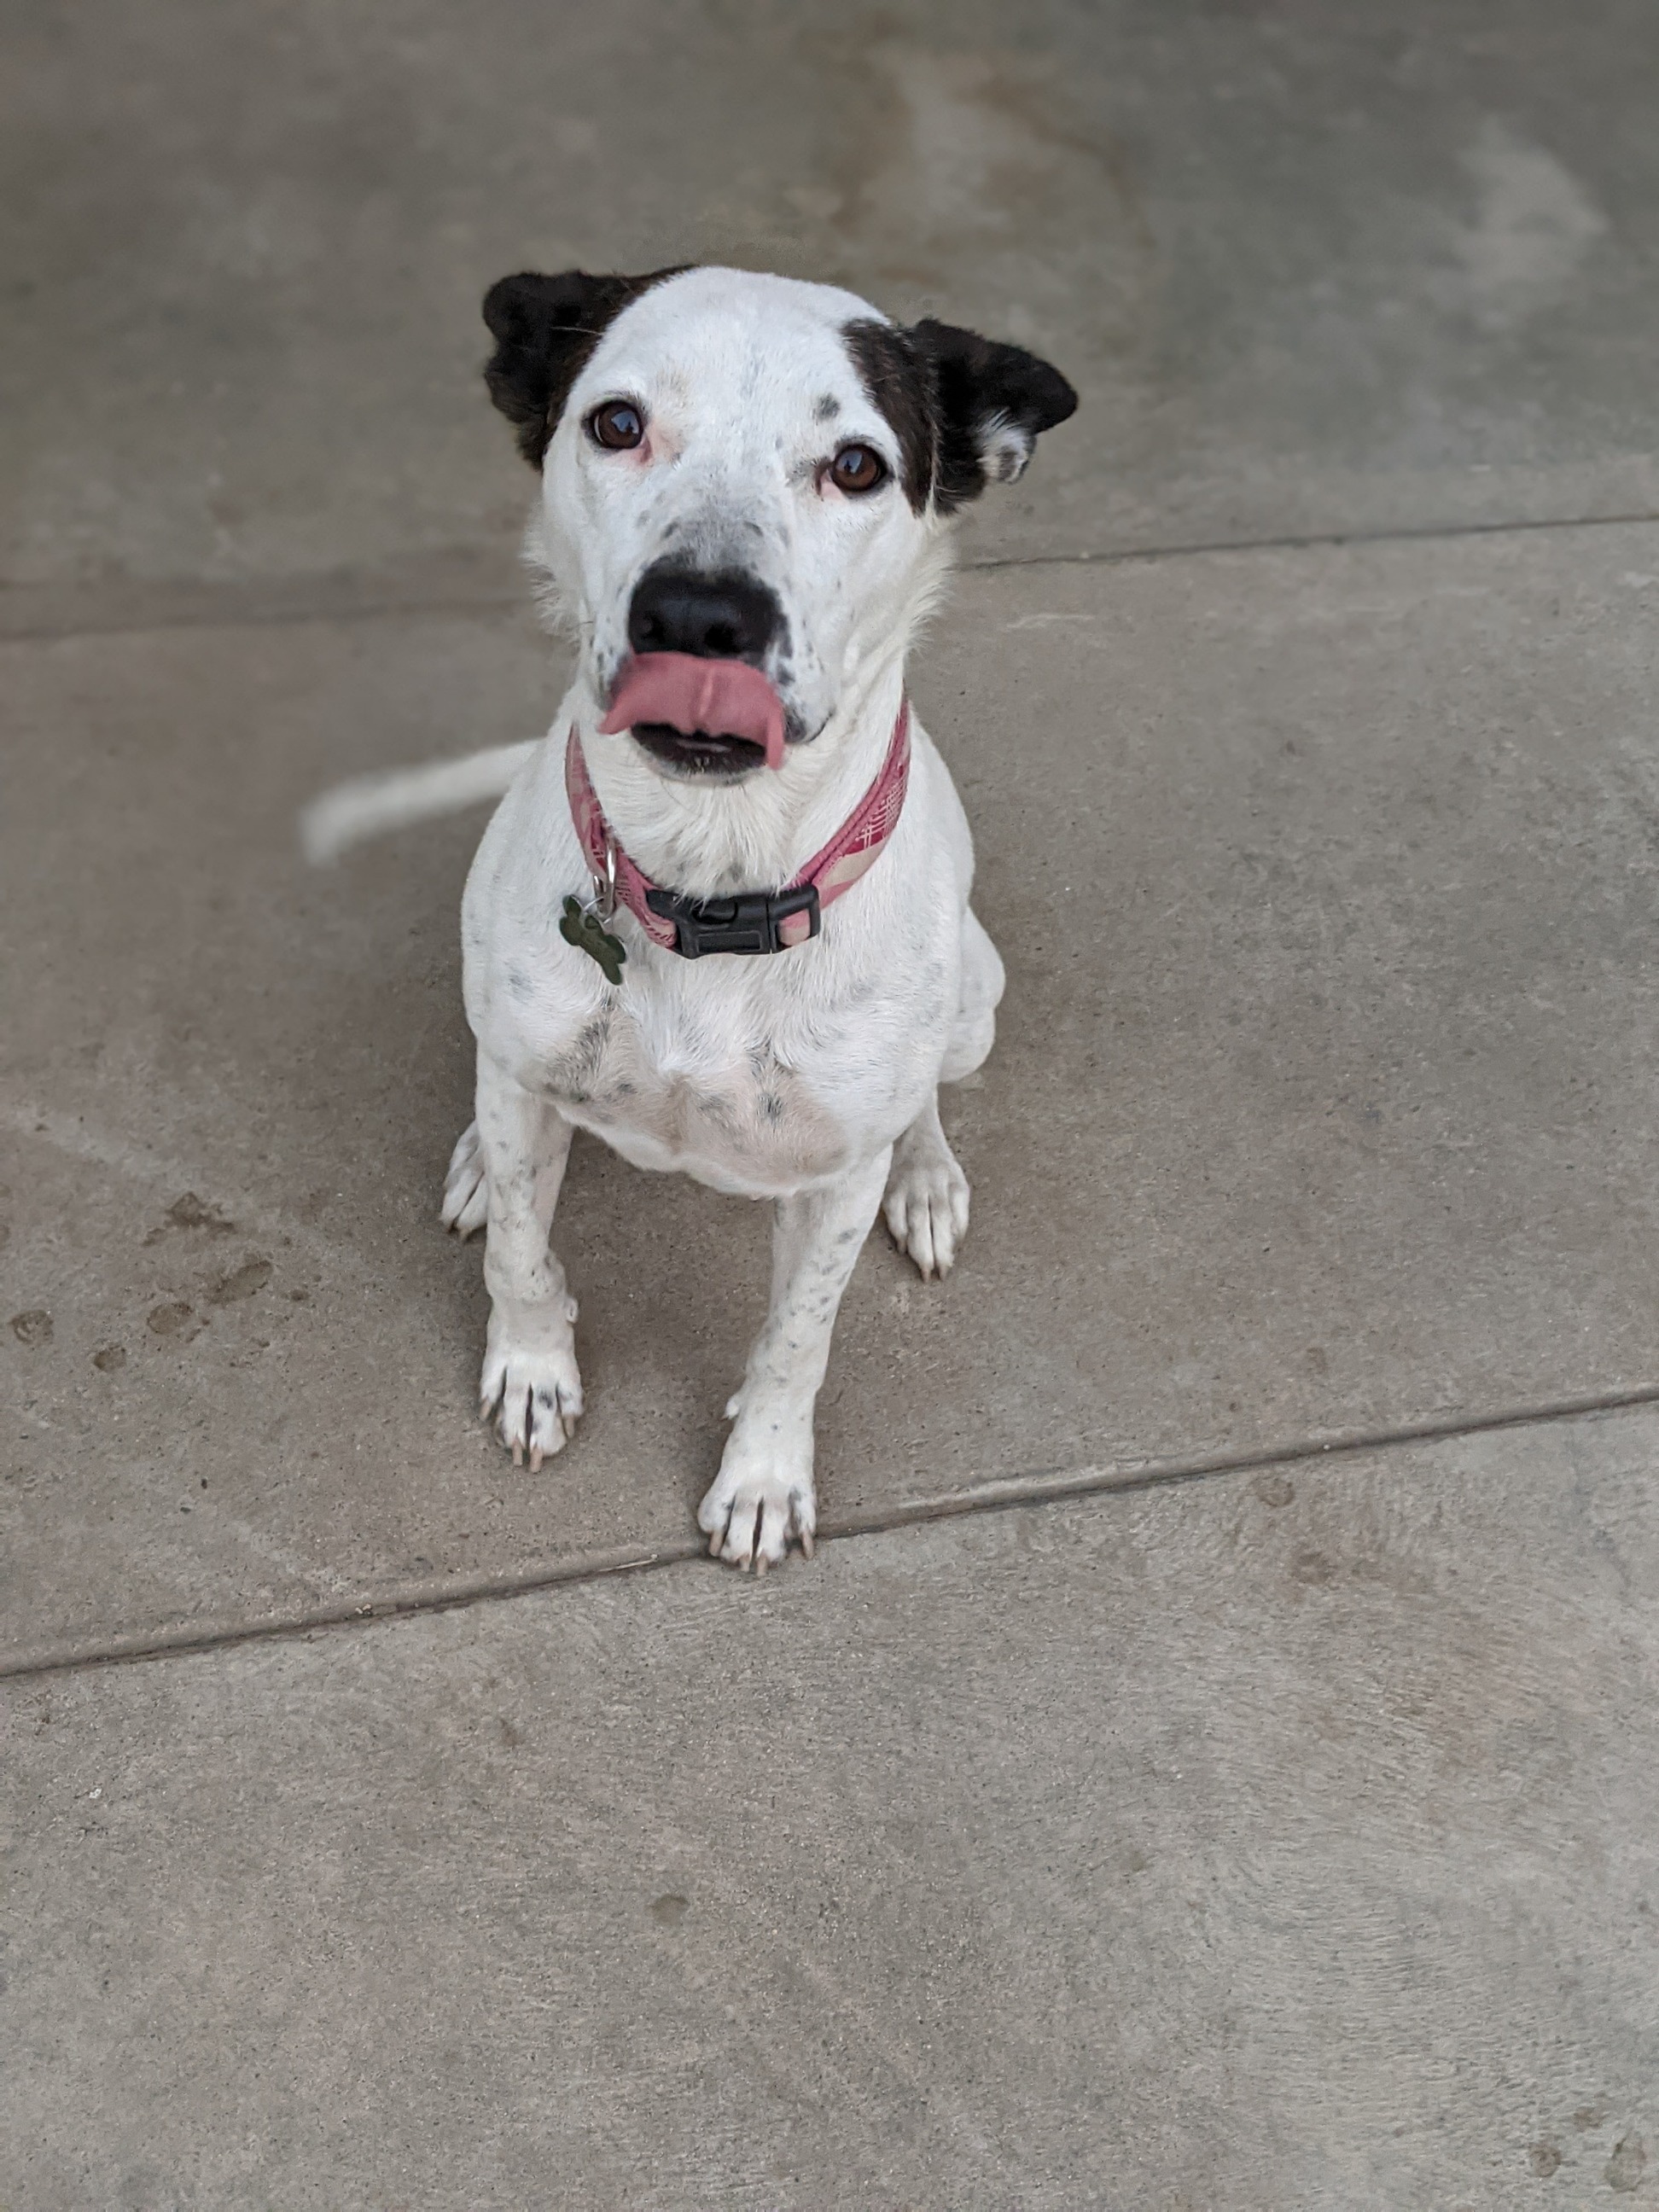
[306, 265, 1074, 1569]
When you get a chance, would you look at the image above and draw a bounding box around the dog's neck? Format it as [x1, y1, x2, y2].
[573, 652, 910, 902]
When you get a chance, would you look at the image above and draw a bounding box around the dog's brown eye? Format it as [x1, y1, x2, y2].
[588, 400, 645, 451]
[828, 443, 887, 495]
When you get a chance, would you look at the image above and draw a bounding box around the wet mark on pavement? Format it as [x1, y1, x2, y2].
[146, 1301, 198, 1338]
[143, 1191, 236, 1244]
[209, 1256, 272, 1305]
[1606, 2136, 1646, 2192]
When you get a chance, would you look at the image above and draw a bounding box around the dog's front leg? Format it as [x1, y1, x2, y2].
[700, 1145, 892, 1571]
[472, 1052, 583, 1470]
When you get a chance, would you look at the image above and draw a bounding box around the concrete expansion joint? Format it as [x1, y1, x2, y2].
[965, 504, 1659, 574]
[5, 505, 1659, 644]
[6, 1378, 1659, 1687]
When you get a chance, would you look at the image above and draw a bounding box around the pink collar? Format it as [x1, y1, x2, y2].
[565, 699, 911, 959]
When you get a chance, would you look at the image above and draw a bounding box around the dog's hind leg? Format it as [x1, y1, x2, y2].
[941, 904, 1004, 1084]
[469, 1053, 584, 1470]
[700, 1144, 892, 1571]
[883, 905, 1004, 1278]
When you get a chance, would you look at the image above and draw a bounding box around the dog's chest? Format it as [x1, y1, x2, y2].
[530, 985, 862, 1193]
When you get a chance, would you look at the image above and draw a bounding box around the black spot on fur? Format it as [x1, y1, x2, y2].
[548, 1010, 615, 1102]
[843, 321, 936, 513]
[814, 393, 841, 422]
[482, 266, 688, 469]
[843, 315, 1076, 514]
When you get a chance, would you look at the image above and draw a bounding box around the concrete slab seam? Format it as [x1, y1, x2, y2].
[5, 506, 1659, 644]
[6, 1378, 1659, 1686]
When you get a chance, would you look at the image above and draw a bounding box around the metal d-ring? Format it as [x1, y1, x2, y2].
[591, 837, 618, 922]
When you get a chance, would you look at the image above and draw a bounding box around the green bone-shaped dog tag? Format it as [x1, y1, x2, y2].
[560, 896, 627, 986]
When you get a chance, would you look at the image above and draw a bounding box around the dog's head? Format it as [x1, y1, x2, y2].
[482, 265, 1076, 780]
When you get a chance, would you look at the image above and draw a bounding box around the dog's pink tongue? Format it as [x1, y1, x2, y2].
[598, 653, 788, 771]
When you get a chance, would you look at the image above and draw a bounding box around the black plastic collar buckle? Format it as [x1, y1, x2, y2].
[644, 882, 821, 958]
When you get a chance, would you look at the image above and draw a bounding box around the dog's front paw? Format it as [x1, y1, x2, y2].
[440, 1121, 488, 1238]
[883, 1128, 969, 1281]
[697, 1439, 817, 1573]
[480, 1303, 583, 1470]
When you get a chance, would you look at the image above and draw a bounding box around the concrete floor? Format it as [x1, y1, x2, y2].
[3, 2, 1659, 2204]
[7, 1414, 1658, 2209]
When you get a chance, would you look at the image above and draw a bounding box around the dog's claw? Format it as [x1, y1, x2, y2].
[883, 1121, 971, 1283]
[479, 1331, 584, 1470]
[698, 1470, 816, 1572]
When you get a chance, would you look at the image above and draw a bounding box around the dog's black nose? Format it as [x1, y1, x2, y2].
[626, 563, 783, 663]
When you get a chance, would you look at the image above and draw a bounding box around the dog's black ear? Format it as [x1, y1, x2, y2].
[907, 319, 1077, 511]
[482, 267, 687, 469]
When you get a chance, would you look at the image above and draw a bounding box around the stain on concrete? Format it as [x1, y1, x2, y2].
[1528, 2140, 1563, 2175]
[1605, 2135, 1646, 2192]
[1291, 1547, 1336, 1586]
[146, 1301, 197, 1337]
[806, 39, 1150, 367]
[1252, 1472, 1295, 1509]
[143, 1191, 236, 1244]
[91, 1344, 126, 1372]
[1452, 119, 1607, 332]
[9, 1308, 52, 1346]
[649, 1894, 690, 1928]
[209, 1256, 272, 1305]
